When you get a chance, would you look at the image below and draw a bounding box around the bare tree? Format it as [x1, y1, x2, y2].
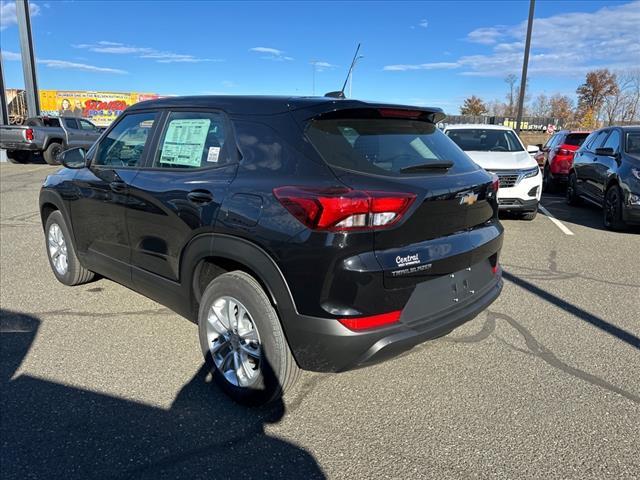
[603, 69, 640, 125]
[504, 74, 518, 116]
[530, 94, 551, 117]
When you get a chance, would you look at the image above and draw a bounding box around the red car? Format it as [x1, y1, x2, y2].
[535, 130, 591, 192]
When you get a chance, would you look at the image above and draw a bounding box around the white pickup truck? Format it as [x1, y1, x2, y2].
[0, 116, 101, 165]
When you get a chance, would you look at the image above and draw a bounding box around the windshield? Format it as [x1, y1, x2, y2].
[305, 117, 476, 176]
[626, 131, 640, 154]
[445, 128, 524, 152]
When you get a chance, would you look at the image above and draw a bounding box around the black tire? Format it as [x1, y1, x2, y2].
[43, 142, 63, 165]
[198, 271, 300, 405]
[521, 210, 538, 221]
[603, 184, 626, 231]
[566, 173, 580, 206]
[542, 165, 556, 193]
[6, 150, 30, 164]
[44, 210, 94, 285]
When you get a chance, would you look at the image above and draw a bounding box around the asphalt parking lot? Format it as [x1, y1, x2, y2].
[1, 163, 638, 479]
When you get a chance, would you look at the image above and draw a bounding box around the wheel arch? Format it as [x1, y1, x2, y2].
[180, 234, 298, 321]
[44, 137, 65, 150]
[39, 190, 78, 248]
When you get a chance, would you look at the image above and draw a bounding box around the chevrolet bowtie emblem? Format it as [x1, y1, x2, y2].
[459, 192, 478, 206]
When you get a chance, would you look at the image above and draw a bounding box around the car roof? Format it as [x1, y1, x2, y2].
[556, 130, 591, 135]
[443, 124, 515, 131]
[128, 95, 445, 118]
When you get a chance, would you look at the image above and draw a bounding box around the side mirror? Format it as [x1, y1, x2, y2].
[527, 145, 539, 154]
[59, 147, 87, 169]
[595, 147, 616, 157]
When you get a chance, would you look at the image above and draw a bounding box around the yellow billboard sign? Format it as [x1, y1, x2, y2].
[39, 90, 160, 127]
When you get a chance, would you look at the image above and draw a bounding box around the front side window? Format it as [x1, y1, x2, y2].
[306, 117, 477, 176]
[93, 112, 157, 168]
[153, 111, 232, 169]
[446, 128, 524, 152]
[625, 131, 640, 154]
[586, 130, 608, 151]
[602, 130, 620, 152]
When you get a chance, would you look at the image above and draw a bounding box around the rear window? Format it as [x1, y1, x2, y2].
[564, 133, 589, 147]
[305, 118, 475, 176]
[445, 128, 524, 152]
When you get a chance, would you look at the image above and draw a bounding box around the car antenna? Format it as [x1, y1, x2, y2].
[324, 43, 361, 99]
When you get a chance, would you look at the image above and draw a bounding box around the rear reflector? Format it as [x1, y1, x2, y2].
[273, 186, 415, 231]
[339, 310, 402, 331]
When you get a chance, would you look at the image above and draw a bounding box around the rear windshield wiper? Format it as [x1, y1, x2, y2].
[400, 160, 454, 173]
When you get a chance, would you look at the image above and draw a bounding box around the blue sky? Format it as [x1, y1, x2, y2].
[1, 0, 639, 113]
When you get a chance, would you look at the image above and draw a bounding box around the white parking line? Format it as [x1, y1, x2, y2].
[539, 204, 574, 236]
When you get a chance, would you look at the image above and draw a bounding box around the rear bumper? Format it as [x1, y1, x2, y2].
[0, 143, 41, 151]
[286, 263, 503, 372]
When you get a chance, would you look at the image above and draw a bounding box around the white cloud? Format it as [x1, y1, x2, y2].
[311, 60, 338, 72]
[1, 50, 21, 61]
[74, 42, 221, 63]
[388, 1, 640, 78]
[383, 62, 459, 71]
[2, 50, 126, 74]
[249, 46, 294, 61]
[221, 80, 237, 88]
[0, 1, 40, 30]
[418, 19, 428, 28]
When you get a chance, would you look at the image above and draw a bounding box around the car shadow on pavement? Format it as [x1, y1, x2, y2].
[0, 309, 325, 480]
[502, 272, 640, 351]
[541, 193, 640, 233]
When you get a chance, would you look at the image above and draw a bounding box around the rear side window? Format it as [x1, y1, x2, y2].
[94, 112, 157, 167]
[153, 111, 233, 169]
[563, 133, 589, 147]
[306, 118, 476, 176]
[64, 118, 79, 129]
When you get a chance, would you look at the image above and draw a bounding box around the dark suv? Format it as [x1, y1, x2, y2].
[567, 125, 640, 230]
[40, 96, 503, 403]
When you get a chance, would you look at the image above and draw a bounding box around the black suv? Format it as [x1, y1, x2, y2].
[567, 125, 640, 230]
[40, 96, 503, 403]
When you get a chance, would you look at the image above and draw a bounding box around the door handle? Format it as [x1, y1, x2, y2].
[109, 181, 127, 193]
[187, 190, 214, 205]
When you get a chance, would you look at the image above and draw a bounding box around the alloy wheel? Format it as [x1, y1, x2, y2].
[48, 223, 68, 275]
[206, 296, 262, 387]
[604, 188, 620, 227]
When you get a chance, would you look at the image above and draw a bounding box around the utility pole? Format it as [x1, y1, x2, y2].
[16, 0, 40, 117]
[515, 0, 535, 134]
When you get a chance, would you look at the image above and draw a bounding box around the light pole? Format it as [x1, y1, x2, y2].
[349, 55, 364, 98]
[515, 0, 535, 133]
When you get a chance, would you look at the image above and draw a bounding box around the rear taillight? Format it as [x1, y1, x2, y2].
[378, 108, 423, 119]
[557, 148, 573, 156]
[24, 128, 34, 141]
[491, 174, 500, 193]
[273, 186, 416, 231]
[339, 310, 402, 331]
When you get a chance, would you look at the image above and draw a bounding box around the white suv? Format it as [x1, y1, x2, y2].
[444, 124, 542, 220]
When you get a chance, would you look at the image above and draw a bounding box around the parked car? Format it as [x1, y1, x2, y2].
[534, 130, 590, 192]
[567, 125, 640, 230]
[444, 124, 542, 220]
[40, 96, 504, 404]
[0, 116, 101, 165]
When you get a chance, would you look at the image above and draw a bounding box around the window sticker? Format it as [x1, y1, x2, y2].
[159, 119, 211, 167]
[207, 146, 220, 163]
